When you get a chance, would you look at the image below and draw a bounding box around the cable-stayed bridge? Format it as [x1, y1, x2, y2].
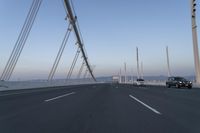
[0, 0, 95, 82]
[0, 1, 200, 133]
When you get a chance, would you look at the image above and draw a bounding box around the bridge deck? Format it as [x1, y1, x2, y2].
[0, 84, 200, 133]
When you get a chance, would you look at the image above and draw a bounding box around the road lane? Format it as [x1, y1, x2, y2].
[44, 92, 76, 102]
[0, 84, 95, 120]
[129, 94, 162, 115]
[0, 84, 199, 133]
[126, 84, 200, 133]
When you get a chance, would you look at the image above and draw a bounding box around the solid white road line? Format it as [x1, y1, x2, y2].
[0, 92, 31, 97]
[0, 89, 58, 97]
[45, 92, 75, 102]
[129, 94, 162, 115]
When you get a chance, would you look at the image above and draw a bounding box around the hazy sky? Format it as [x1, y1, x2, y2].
[0, 0, 200, 80]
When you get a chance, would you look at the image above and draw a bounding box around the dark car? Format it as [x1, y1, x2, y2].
[166, 77, 192, 89]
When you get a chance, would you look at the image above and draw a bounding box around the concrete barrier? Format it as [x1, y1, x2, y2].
[0, 79, 97, 91]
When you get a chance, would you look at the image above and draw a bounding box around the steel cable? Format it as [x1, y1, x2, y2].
[48, 24, 72, 81]
[63, 0, 96, 81]
[0, 0, 38, 80]
[1, 0, 42, 80]
[77, 60, 85, 79]
[83, 68, 88, 79]
[66, 47, 80, 80]
[6, 0, 42, 80]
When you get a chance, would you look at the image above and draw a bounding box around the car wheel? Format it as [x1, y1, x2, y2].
[167, 84, 170, 88]
[176, 84, 180, 88]
[188, 86, 192, 89]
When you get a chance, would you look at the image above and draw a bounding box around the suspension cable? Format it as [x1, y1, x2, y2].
[88, 65, 95, 79]
[48, 24, 72, 81]
[66, 47, 80, 80]
[0, 0, 37, 81]
[6, 0, 42, 81]
[63, 0, 96, 81]
[6, 0, 40, 80]
[69, 0, 88, 58]
[83, 68, 88, 79]
[1, 0, 42, 81]
[77, 60, 85, 79]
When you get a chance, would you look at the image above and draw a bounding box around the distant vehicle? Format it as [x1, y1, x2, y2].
[135, 78, 145, 86]
[112, 76, 119, 83]
[166, 77, 192, 89]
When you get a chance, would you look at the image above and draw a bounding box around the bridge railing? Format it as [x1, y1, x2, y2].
[0, 79, 97, 91]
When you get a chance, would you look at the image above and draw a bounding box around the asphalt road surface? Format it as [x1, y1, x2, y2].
[0, 83, 200, 133]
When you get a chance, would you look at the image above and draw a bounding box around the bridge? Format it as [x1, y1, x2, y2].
[0, 0, 200, 133]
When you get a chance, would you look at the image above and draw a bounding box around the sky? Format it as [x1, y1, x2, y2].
[0, 0, 200, 80]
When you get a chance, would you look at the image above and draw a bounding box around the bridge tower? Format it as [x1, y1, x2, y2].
[190, 0, 200, 84]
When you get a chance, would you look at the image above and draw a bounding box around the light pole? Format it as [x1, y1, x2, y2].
[190, 0, 200, 84]
[136, 47, 140, 79]
[124, 63, 127, 84]
[166, 46, 171, 77]
[141, 62, 144, 79]
[119, 68, 122, 83]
